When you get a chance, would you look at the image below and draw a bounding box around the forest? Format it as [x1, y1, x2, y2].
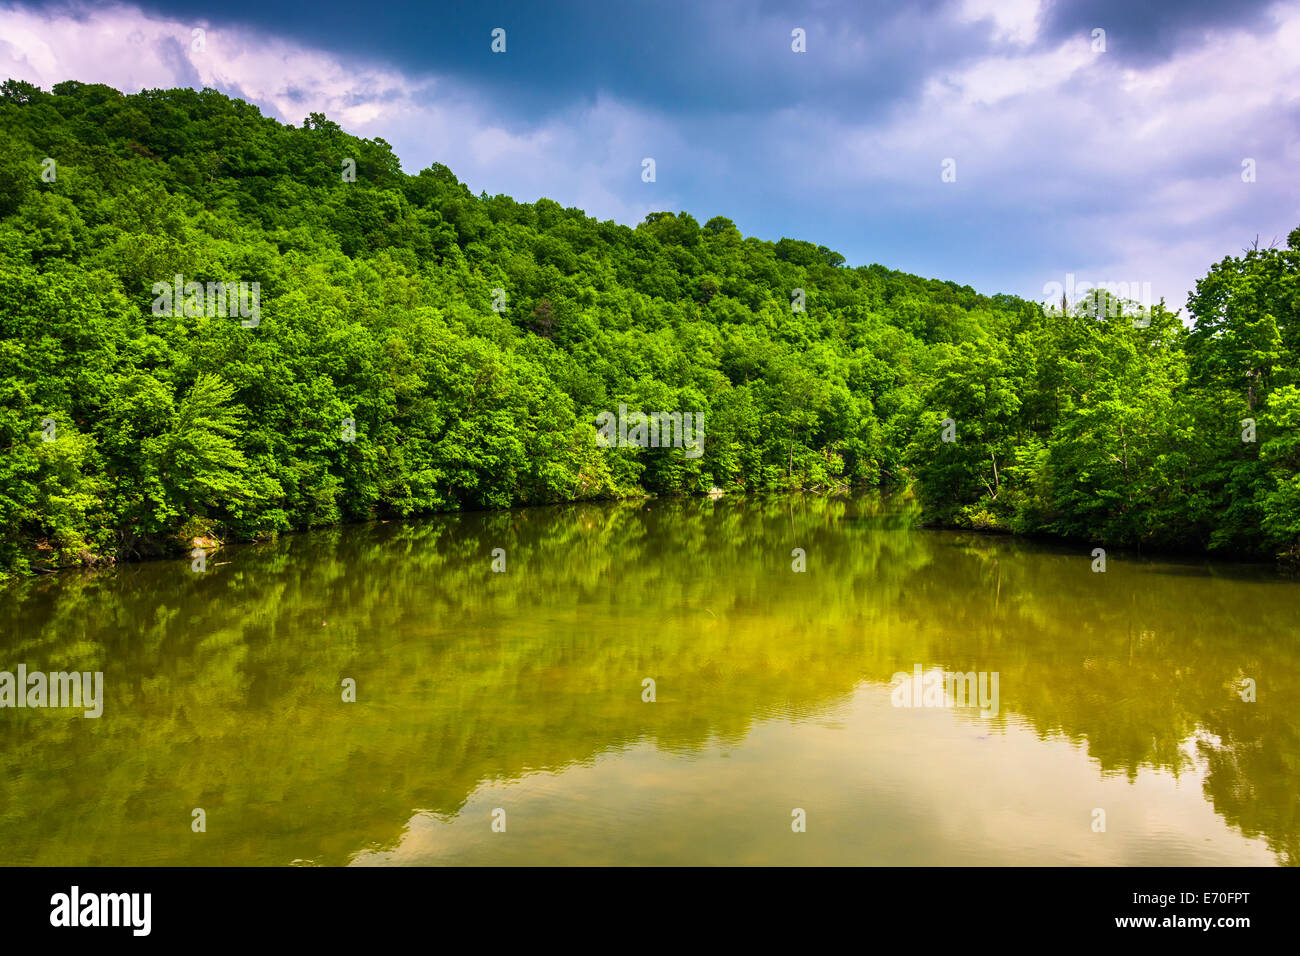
[1, 79, 1297, 578]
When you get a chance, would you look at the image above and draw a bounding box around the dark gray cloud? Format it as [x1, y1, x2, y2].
[83, 0, 1022, 123]
[1035, 0, 1280, 62]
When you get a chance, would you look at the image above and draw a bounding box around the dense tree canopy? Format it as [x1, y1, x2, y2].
[1, 80, 1297, 577]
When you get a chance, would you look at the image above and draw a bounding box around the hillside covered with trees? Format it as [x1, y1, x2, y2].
[1, 79, 1297, 577]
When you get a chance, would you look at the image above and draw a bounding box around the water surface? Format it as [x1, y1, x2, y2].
[1, 495, 1295, 865]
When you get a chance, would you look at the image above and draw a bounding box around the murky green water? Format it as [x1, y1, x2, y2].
[1, 495, 1296, 865]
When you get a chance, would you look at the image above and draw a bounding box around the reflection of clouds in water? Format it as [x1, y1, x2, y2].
[350, 687, 1276, 867]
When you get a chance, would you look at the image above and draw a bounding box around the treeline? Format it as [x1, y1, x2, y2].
[0, 79, 1297, 577]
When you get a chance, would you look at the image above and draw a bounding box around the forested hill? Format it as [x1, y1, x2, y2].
[1, 79, 1298, 577]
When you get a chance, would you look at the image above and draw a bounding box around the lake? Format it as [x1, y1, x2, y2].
[1, 494, 1295, 865]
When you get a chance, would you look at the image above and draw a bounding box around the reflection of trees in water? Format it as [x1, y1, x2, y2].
[889, 533, 1300, 867]
[0, 494, 1294, 865]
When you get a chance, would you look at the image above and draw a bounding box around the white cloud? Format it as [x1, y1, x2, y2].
[0, 3, 424, 128]
[956, 0, 1044, 46]
[749, 1, 1300, 308]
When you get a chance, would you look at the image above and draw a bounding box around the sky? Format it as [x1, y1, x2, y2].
[1, 0, 1298, 312]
